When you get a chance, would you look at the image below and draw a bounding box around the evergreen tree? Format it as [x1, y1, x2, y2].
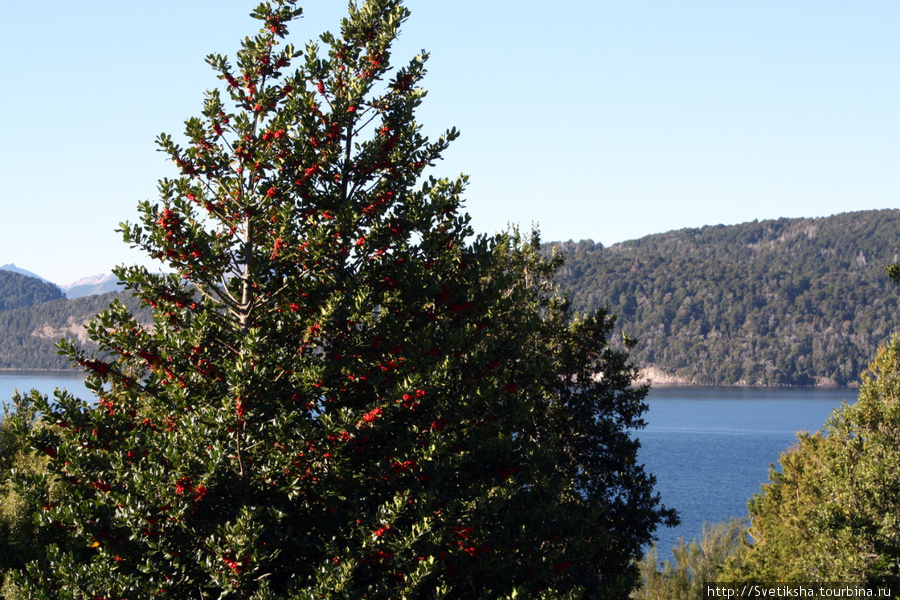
[727, 337, 900, 584]
[12, 1, 673, 597]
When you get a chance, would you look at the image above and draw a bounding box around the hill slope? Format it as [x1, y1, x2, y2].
[0, 292, 150, 370]
[0, 270, 64, 311]
[549, 209, 900, 386]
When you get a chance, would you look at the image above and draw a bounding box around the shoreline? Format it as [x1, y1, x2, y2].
[636, 366, 860, 389]
[2, 367, 859, 388]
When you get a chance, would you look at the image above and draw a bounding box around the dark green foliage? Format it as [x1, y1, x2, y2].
[10, 1, 673, 598]
[550, 211, 900, 386]
[0, 271, 63, 312]
[0, 292, 151, 369]
[727, 336, 900, 583]
[887, 262, 900, 285]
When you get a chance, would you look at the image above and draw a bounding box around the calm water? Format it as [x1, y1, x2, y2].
[638, 385, 856, 562]
[1, 374, 854, 563]
[0, 370, 91, 406]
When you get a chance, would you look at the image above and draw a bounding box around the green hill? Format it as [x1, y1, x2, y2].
[0, 270, 63, 311]
[549, 209, 900, 386]
[0, 292, 149, 370]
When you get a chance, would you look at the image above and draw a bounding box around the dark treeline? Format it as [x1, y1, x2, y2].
[548, 209, 900, 386]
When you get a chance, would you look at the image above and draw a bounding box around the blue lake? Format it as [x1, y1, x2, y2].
[1, 373, 854, 563]
[0, 370, 91, 405]
[638, 385, 856, 561]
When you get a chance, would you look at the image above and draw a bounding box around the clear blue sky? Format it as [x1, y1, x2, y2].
[2, 1, 897, 284]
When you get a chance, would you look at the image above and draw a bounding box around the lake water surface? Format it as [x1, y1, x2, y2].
[1, 373, 854, 563]
[0, 370, 91, 406]
[638, 385, 856, 561]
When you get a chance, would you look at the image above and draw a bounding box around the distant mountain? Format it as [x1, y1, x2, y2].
[0, 263, 123, 298]
[0, 269, 148, 369]
[0, 269, 65, 311]
[548, 209, 900, 387]
[0, 268, 164, 369]
[61, 274, 121, 299]
[0, 263, 55, 285]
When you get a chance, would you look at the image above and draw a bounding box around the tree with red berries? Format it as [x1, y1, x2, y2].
[11, 1, 674, 598]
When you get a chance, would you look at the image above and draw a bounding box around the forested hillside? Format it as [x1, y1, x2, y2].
[4, 210, 900, 380]
[0, 270, 63, 311]
[550, 209, 900, 386]
[0, 292, 149, 369]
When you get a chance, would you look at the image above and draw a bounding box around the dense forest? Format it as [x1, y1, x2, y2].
[549, 209, 900, 386]
[0, 271, 63, 312]
[0, 292, 149, 369]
